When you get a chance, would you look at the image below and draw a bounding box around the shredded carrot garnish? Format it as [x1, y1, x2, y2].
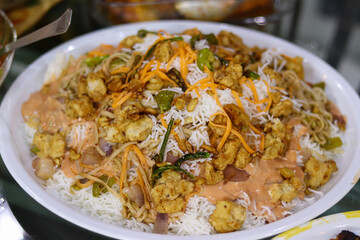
[142, 70, 178, 87]
[110, 66, 130, 75]
[209, 112, 256, 154]
[166, 51, 180, 71]
[261, 79, 273, 112]
[231, 90, 245, 112]
[112, 92, 132, 109]
[119, 144, 132, 194]
[132, 145, 149, 169]
[87, 50, 107, 57]
[179, 47, 188, 81]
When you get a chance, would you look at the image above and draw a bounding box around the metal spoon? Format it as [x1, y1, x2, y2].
[0, 8, 72, 56]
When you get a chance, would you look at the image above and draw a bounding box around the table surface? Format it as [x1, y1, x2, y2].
[0, 1, 359, 239]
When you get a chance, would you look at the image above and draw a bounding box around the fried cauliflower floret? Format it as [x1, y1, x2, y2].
[86, 73, 107, 101]
[66, 96, 95, 119]
[104, 101, 154, 143]
[151, 170, 194, 213]
[270, 99, 293, 118]
[104, 115, 153, 143]
[205, 162, 224, 185]
[145, 75, 164, 91]
[209, 200, 246, 233]
[217, 30, 250, 53]
[33, 132, 65, 159]
[304, 157, 338, 191]
[214, 63, 243, 92]
[120, 35, 144, 48]
[212, 140, 240, 170]
[223, 104, 249, 130]
[234, 147, 251, 169]
[262, 134, 286, 160]
[262, 119, 288, 160]
[269, 177, 303, 203]
[154, 41, 174, 62]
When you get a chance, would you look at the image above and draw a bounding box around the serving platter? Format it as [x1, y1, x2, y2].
[1, 20, 360, 240]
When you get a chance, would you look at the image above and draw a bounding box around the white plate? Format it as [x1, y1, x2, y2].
[1, 20, 360, 240]
[272, 211, 360, 239]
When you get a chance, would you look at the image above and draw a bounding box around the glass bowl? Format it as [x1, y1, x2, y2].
[0, 10, 17, 87]
[89, 0, 295, 27]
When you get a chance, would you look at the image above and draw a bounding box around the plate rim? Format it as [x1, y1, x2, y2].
[1, 19, 360, 240]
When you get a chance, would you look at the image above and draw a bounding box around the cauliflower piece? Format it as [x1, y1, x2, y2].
[33, 132, 65, 159]
[120, 35, 144, 48]
[217, 31, 249, 53]
[204, 162, 224, 185]
[270, 99, 293, 118]
[305, 157, 338, 191]
[145, 76, 164, 91]
[212, 140, 240, 170]
[262, 134, 285, 160]
[214, 63, 243, 92]
[269, 177, 303, 203]
[262, 118, 289, 160]
[86, 73, 107, 102]
[66, 96, 95, 119]
[234, 147, 251, 169]
[223, 104, 249, 130]
[154, 41, 174, 62]
[209, 200, 246, 233]
[151, 170, 194, 213]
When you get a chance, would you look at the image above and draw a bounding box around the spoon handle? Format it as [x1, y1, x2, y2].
[0, 8, 72, 56]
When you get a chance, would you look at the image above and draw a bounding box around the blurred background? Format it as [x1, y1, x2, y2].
[0, 0, 359, 239]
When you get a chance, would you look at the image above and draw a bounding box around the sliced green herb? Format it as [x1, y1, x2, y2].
[145, 36, 184, 59]
[154, 90, 176, 113]
[321, 137, 343, 150]
[312, 82, 325, 90]
[167, 68, 187, 91]
[137, 29, 156, 38]
[197, 48, 215, 71]
[174, 152, 210, 167]
[85, 55, 109, 67]
[92, 182, 102, 197]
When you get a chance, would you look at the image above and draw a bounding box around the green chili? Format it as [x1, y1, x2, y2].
[153, 118, 174, 163]
[145, 36, 184, 59]
[245, 70, 260, 80]
[174, 152, 210, 167]
[321, 137, 343, 150]
[214, 54, 229, 66]
[92, 174, 115, 197]
[190, 33, 218, 49]
[85, 55, 109, 67]
[137, 29, 156, 38]
[71, 184, 81, 191]
[154, 90, 176, 113]
[167, 68, 187, 91]
[312, 81, 325, 90]
[197, 48, 215, 71]
[151, 164, 194, 181]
